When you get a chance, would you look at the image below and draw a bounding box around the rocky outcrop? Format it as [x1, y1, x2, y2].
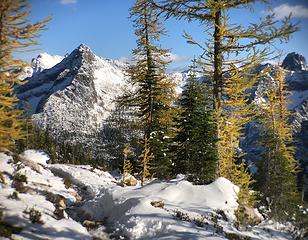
[281, 52, 307, 71]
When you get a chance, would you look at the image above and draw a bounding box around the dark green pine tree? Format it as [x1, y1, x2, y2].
[174, 60, 217, 184]
[117, 0, 178, 179]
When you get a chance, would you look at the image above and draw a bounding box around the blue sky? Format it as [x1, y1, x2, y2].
[26, 0, 308, 70]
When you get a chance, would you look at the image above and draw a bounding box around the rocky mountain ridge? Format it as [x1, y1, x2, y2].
[282, 52, 307, 72]
[17, 44, 126, 145]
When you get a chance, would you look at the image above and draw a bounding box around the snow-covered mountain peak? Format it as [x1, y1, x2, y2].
[70, 43, 96, 63]
[17, 44, 127, 145]
[31, 52, 64, 73]
[77, 43, 91, 52]
[281, 52, 307, 71]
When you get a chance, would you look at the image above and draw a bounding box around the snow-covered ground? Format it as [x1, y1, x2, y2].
[0, 150, 303, 239]
[0, 151, 91, 239]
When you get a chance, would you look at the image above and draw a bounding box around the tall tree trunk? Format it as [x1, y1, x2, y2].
[213, 9, 223, 112]
[213, 9, 223, 175]
[144, 4, 154, 140]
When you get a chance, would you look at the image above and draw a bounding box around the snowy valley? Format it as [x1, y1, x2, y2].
[2, 0, 308, 239]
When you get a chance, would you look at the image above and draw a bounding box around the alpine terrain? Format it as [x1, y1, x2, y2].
[16, 44, 128, 162]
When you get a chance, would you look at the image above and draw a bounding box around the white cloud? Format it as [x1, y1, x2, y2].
[117, 53, 191, 65]
[165, 53, 190, 63]
[60, 0, 77, 5]
[271, 3, 308, 19]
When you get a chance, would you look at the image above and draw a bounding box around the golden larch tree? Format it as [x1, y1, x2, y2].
[258, 67, 299, 221]
[0, 0, 49, 149]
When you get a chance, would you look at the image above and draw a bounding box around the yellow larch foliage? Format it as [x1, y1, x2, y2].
[258, 67, 299, 220]
[140, 137, 154, 186]
[122, 143, 133, 178]
[0, 0, 49, 149]
[217, 63, 259, 206]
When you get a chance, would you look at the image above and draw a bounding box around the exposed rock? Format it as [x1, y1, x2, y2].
[45, 193, 66, 208]
[31, 181, 52, 190]
[71, 190, 82, 202]
[82, 220, 97, 229]
[25, 187, 40, 195]
[285, 70, 308, 91]
[150, 200, 164, 208]
[281, 52, 307, 71]
[56, 199, 66, 208]
[124, 176, 137, 186]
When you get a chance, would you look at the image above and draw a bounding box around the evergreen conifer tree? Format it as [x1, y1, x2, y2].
[174, 60, 217, 184]
[0, 0, 49, 149]
[150, 0, 297, 205]
[118, 0, 178, 178]
[258, 67, 299, 221]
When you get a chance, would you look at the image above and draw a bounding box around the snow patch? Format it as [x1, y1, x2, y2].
[31, 53, 64, 73]
[19, 149, 50, 165]
[288, 89, 308, 109]
[0, 153, 91, 239]
[1, 152, 299, 239]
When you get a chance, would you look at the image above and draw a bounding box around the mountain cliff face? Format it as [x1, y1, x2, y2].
[17, 44, 126, 145]
[281, 52, 307, 71]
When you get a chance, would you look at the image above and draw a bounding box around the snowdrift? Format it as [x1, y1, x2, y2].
[81, 176, 239, 239]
